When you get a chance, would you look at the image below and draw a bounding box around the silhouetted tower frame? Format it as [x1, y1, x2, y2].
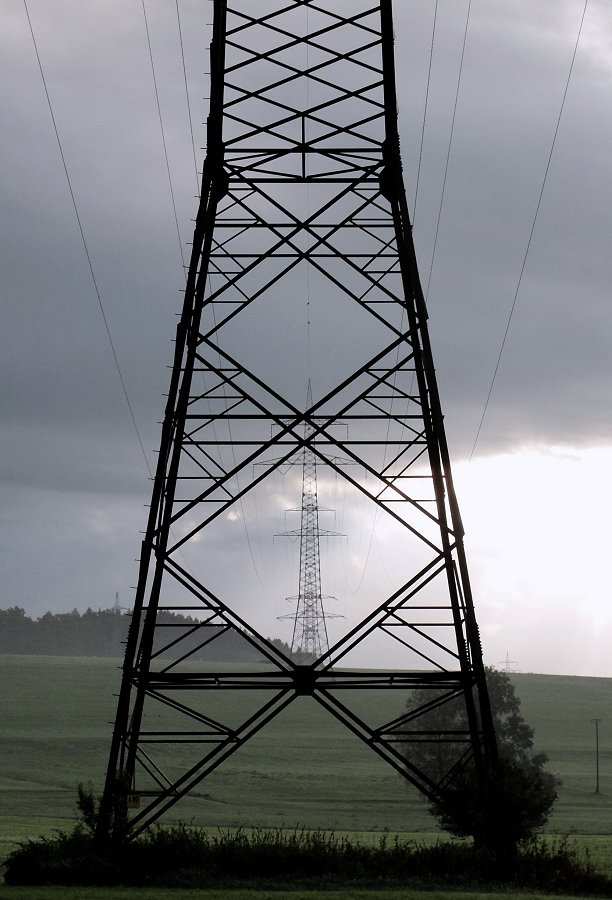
[97, 0, 498, 840]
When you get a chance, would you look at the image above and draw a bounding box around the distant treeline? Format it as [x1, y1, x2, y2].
[0, 606, 291, 661]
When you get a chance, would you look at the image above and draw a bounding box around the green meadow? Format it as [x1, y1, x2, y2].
[0, 891, 599, 900]
[1, 655, 612, 873]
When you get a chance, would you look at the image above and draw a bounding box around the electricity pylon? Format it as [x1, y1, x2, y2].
[97, 0, 498, 840]
[278, 384, 340, 661]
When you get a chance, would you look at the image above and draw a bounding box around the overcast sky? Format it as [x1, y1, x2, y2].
[2, 0, 612, 676]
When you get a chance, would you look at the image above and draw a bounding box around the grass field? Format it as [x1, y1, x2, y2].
[1, 655, 612, 870]
[0, 891, 596, 900]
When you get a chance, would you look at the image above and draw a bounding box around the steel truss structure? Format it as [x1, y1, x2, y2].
[98, 0, 498, 839]
[277, 383, 340, 660]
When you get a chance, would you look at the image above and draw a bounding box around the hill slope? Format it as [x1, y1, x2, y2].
[1, 656, 611, 841]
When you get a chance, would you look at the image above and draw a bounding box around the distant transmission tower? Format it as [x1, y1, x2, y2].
[278, 385, 339, 661]
[497, 652, 519, 673]
[97, 0, 498, 840]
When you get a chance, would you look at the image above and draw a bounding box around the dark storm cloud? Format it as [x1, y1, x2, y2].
[394, 0, 612, 457]
[2, 0, 612, 628]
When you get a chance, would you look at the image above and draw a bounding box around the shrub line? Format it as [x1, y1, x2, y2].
[4, 824, 612, 894]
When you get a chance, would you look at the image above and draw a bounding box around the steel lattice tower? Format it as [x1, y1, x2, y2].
[97, 0, 498, 839]
[289, 439, 328, 659]
[279, 386, 335, 661]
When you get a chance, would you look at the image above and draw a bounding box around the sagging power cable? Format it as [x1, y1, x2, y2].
[23, 0, 152, 476]
[469, 0, 590, 460]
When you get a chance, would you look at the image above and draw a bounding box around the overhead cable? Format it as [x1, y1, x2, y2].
[141, 0, 186, 270]
[174, 0, 200, 190]
[23, 0, 151, 475]
[412, 0, 439, 225]
[425, 0, 473, 300]
[469, 0, 590, 461]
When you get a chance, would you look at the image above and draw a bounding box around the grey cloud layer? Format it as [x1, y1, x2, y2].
[2, 0, 611, 617]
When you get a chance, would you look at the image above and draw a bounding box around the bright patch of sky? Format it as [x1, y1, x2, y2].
[456, 446, 612, 676]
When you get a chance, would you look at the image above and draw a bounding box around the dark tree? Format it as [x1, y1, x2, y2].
[435, 756, 558, 852]
[402, 667, 559, 852]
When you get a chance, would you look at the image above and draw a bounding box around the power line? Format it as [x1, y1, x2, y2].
[174, 0, 200, 190]
[412, 0, 439, 225]
[23, 0, 151, 476]
[24, 1, 202, 585]
[424, 0, 473, 301]
[367, 0, 457, 595]
[176, 0, 264, 586]
[141, 0, 186, 270]
[469, 0, 590, 461]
